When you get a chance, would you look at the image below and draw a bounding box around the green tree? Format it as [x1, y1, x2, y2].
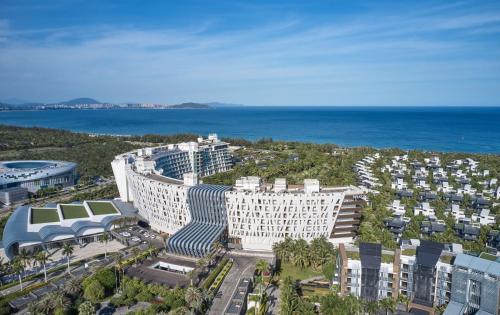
[83, 279, 105, 303]
[100, 232, 111, 259]
[34, 251, 50, 282]
[11, 258, 25, 290]
[280, 277, 298, 315]
[184, 286, 203, 314]
[62, 243, 74, 274]
[78, 301, 95, 315]
[379, 298, 396, 315]
[256, 259, 270, 277]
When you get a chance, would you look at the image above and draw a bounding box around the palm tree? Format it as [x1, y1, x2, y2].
[62, 243, 74, 274]
[186, 269, 197, 286]
[379, 298, 396, 315]
[11, 258, 25, 290]
[344, 294, 363, 315]
[212, 241, 223, 254]
[132, 247, 141, 264]
[184, 286, 203, 314]
[364, 300, 381, 315]
[64, 277, 82, 297]
[18, 248, 31, 269]
[100, 232, 111, 259]
[110, 252, 122, 291]
[49, 289, 71, 313]
[196, 258, 208, 275]
[35, 251, 50, 282]
[397, 294, 410, 312]
[256, 259, 270, 276]
[291, 239, 309, 268]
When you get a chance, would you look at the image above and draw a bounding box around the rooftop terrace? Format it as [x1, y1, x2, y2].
[30, 208, 59, 224]
[60, 204, 89, 219]
[87, 201, 119, 215]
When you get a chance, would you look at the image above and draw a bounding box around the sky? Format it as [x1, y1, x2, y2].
[0, 0, 500, 106]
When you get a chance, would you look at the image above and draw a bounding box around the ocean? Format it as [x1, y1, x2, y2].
[0, 106, 499, 153]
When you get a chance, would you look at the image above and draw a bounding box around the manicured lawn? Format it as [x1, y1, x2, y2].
[279, 262, 322, 281]
[479, 252, 498, 261]
[30, 208, 60, 224]
[301, 285, 331, 297]
[60, 204, 89, 219]
[87, 201, 118, 215]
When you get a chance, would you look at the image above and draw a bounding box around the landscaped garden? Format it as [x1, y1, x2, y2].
[87, 201, 119, 215]
[60, 204, 89, 219]
[30, 208, 60, 224]
[279, 261, 323, 281]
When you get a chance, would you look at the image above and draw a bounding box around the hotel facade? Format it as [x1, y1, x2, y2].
[112, 134, 366, 256]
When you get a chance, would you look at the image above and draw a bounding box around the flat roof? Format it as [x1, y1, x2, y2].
[30, 208, 59, 224]
[454, 253, 500, 277]
[60, 204, 89, 219]
[146, 173, 184, 185]
[87, 201, 119, 215]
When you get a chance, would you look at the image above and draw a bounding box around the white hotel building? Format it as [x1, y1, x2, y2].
[112, 134, 366, 256]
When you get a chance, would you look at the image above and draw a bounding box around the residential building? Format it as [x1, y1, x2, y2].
[336, 241, 453, 314]
[443, 254, 500, 315]
[414, 202, 435, 217]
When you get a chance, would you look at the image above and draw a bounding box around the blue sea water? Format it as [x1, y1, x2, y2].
[0, 106, 499, 153]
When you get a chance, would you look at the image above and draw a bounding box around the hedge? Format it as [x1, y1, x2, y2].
[208, 260, 233, 293]
[202, 257, 229, 290]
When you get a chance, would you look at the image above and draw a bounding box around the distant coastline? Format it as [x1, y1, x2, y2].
[0, 98, 243, 111]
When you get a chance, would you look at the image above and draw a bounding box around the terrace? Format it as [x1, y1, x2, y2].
[87, 201, 119, 215]
[30, 208, 60, 224]
[60, 204, 89, 219]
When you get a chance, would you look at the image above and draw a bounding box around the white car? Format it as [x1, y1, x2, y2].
[121, 232, 131, 237]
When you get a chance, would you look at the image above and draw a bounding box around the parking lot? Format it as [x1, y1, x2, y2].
[113, 225, 165, 248]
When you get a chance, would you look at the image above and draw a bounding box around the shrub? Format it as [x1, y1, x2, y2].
[93, 268, 116, 293]
[83, 279, 105, 303]
[78, 301, 95, 315]
[202, 257, 229, 290]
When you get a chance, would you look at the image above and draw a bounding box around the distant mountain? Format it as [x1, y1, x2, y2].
[170, 102, 209, 109]
[0, 98, 240, 111]
[204, 102, 245, 108]
[1, 98, 34, 105]
[51, 98, 102, 105]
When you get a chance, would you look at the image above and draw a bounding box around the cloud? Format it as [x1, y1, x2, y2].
[0, 1, 499, 105]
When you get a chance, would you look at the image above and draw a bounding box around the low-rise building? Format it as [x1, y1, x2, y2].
[414, 202, 435, 217]
[0, 186, 28, 205]
[443, 254, 500, 315]
[471, 209, 496, 226]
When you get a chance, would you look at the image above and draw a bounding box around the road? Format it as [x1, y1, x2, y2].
[208, 255, 258, 315]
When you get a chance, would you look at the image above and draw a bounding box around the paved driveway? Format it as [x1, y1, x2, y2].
[208, 255, 262, 315]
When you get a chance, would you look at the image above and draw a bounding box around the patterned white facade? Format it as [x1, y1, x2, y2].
[125, 166, 191, 235]
[225, 189, 347, 251]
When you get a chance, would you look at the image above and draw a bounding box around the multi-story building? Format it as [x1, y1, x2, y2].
[112, 135, 366, 256]
[444, 254, 500, 315]
[336, 243, 398, 300]
[336, 241, 453, 314]
[226, 178, 365, 251]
